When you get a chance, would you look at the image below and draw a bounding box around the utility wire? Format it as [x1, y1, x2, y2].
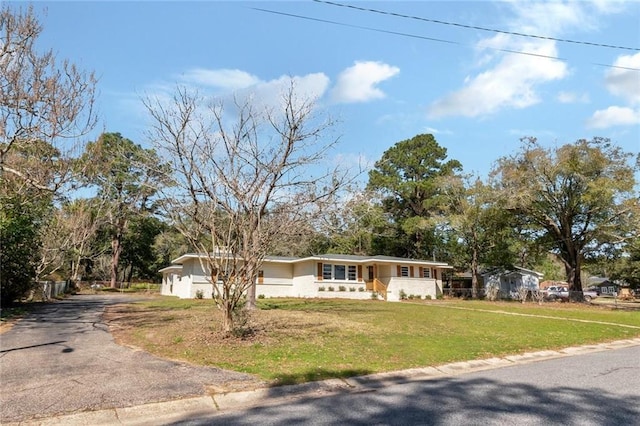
[252, 8, 460, 46]
[252, 7, 640, 71]
[314, 0, 640, 52]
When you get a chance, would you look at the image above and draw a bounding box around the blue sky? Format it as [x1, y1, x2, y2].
[24, 1, 640, 181]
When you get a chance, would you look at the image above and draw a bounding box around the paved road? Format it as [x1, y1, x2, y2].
[0, 294, 262, 423]
[179, 345, 640, 425]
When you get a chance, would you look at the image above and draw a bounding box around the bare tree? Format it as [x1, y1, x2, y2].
[144, 81, 346, 334]
[1, 5, 97, 192]
[515, 285, 529, 304]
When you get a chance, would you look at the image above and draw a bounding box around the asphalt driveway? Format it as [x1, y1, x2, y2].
[0, 294, 262, 423]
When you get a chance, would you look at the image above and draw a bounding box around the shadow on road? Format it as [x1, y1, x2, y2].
[171, 374, 638, 425]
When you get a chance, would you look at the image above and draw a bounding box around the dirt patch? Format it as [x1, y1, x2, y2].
[0, 320, 17, 334]
[104, 302, 356, 349]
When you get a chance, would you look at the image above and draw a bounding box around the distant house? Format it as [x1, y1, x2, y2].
[481, 267, 544, 298]
[159, 253, 452, 302]
[587, 277, 620, 296]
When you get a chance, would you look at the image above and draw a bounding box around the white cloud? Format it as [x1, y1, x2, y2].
[503, 0, 597, 35]
[428, 40, 567, 118]
[424, 126, 453, 135]
[586, 106, 640, 129]
[426, 0, 630, 119]
[180, 68, 261, 91]
[556, 91, 589, 104]
[331, 61, 399, 103]
[605, 53, 640, 106]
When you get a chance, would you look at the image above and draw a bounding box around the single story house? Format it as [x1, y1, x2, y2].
[587, 277, 620, 296]
[159, 253, 452, 302]
[481, 266, 544, 298]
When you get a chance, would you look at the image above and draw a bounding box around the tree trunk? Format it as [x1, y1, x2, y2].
[470, 246, 479, 299]
[563, 253, 584, 301]
[110, 235, 122, 288]
[126, 263, 134, 286]
[246, 282, 256, 310]
[222, 301, 234, 335]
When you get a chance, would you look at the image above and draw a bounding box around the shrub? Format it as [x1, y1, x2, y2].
[328, 286, 335, 292]
[358, 287, 365, 292]
[399, 289, 407, 300]
[318, 286, 326, 291]
[257, 294, 265, 299]
[371, 291, 378, 300]
[231, 298, 253, 338]
[349, 287, 356, 292]
[195, 289, 204, 299]
[338, 286, 346, 292]
[408, 294, 414, 300]
[425, 295, 432, 300]
[436, 294, 443, 300]
[414, 295, 422, 300]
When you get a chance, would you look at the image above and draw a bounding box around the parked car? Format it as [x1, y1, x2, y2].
[544, 286, 569, 301]
[544, 285, 598, 302]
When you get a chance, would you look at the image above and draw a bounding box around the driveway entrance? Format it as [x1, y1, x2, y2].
[0, 294, 261, 423]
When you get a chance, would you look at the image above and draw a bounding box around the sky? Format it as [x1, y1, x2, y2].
[18, 0, 640, 181]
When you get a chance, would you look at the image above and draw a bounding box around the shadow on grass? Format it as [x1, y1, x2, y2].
[269, 368, 373, 386]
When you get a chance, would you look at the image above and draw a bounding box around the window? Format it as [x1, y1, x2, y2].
[323, 263, 333, 280]
[334, 265, 346, 280]
[258, 270, 264, 284]
[422, 268, 431, 278]
[400, 266, 409, 277]
[321, 264, 358, 281]
[348, 265, 357, 281]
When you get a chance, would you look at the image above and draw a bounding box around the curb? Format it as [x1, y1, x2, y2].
[10, 337, 640, 425]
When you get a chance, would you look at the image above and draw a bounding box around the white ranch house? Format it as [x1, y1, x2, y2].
[159, 253, 452, 302]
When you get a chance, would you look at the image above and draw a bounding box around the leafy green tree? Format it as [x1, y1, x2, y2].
[313, 189, 386, 256]
[441, 176, 517, 298]
[0, 190, 50, 304]
[492, 137, 640, 299]
[367, 134, 462, 259]
[611, 240, 640, 289]
[80, 132, 168, 288]
[120, 216, 166, 283]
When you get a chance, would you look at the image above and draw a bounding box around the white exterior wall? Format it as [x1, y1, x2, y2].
[161, 272, 179, 296]
[386, 278, 438, 301]
[317, 289, 372, 300]
[174, 276, 193, 299]
[521, 273, 540, 289]
[291, 261, 317, 297]
[312, 261, 368, 298]
[256, 262, 294, 298]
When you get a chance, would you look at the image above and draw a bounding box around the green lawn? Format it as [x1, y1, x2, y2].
[108, 298, 640, 385]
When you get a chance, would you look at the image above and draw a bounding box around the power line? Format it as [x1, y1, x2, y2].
[251, 8, 459, 46]
[314, 0, 640, 52]
[251, 8, 639, 71]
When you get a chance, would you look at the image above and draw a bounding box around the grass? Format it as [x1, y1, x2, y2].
[105, 298, 640, 386]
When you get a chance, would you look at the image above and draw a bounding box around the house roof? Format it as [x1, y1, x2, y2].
[481, 266, 543, 278]
[158, 265, 182, 273]
[166, 252, 452, 269]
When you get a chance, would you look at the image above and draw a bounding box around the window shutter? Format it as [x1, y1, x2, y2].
[317, 263, 323, 281]
[357, 265, 362, 281]
[396, 265, 401, 277]
[410, 266, 414, 277]
[419, 267, 424, 278]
